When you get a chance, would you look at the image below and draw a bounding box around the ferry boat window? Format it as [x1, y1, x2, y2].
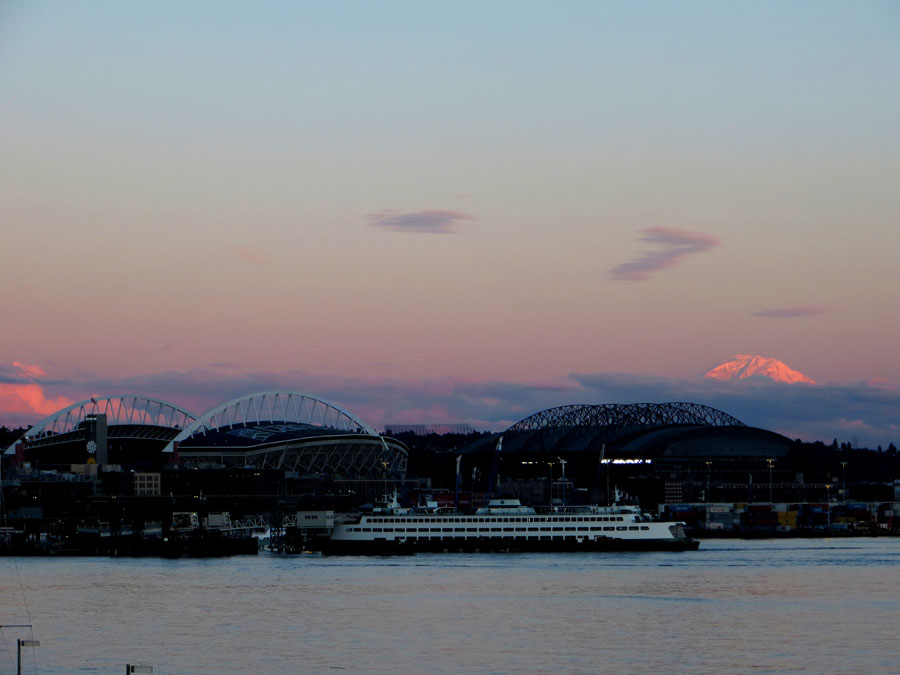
[603, 526, 614, 531]
[552, 527, 562, 531]
[467, 527, 477, 532]
[641, 526, 650, 530]
[373, 528, 383, 532]
[565, 527, 575, 531]
[616, 526, 627, 531]
[629, 526, 639, 530]
[503, 527, 513, 532]
[578, 527, 589, 531]
[408, 528, 417, 532]
[491, 527, 501, 532]
[384, 528, 394, 532]
[442, 528, 453, 532]
[515, 527, 525, 532]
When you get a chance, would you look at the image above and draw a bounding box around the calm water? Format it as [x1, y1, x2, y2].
[2, 539, 898, 674]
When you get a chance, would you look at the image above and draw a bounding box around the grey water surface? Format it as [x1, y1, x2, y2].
[2, 538, 897, 674]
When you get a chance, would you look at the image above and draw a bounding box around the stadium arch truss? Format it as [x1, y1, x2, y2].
[504, 402, 745, 449]
[182, 435, 408, 478]
[3, 395, 198, 453]
[166, 391, 407, 478]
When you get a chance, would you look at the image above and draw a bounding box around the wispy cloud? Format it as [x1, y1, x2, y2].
[11, 361, 47, 379]
[367, 209, 474, 234]
[752, 306, 827, 318]
[231, 246, 271, 267]
[610, 227, 721, 281]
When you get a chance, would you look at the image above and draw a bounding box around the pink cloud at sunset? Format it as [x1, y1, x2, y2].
[0, 362, 74, 422]
[12, 361, 48, 378]
[609, 227, 721, 281]
[0, 383, 73, 420]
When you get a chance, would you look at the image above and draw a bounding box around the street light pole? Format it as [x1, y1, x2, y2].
[557, 457, 567, 505]
[18, 638, 40, 675]
[766, 459, 774, 503]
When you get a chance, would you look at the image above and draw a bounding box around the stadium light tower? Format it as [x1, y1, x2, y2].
[705, 461, 712, 503]
[841, 461, 848, 501]
[557, 457, 567, 505]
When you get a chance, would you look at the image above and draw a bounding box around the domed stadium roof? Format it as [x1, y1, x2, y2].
[461, 402, 790, 459]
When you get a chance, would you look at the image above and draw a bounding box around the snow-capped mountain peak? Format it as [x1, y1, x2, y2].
[705, 354, 816, 384]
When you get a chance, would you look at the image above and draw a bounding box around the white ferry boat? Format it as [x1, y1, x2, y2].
[322, 492, 698, 555]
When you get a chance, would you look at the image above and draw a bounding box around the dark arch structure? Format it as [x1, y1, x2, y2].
[3, 392, 407, 479]
[168, 392, 408, 478]
[508, 402, 744, 434]
[498, 402, 745, 453]
[2, 395, 197, 454]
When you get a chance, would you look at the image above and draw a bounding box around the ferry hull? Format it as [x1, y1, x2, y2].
[318, 537, 699, 556]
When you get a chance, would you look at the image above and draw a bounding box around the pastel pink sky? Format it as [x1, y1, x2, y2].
[2, 3, 899, 445]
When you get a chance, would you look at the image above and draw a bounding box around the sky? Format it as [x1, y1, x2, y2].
[2, 2, 899, 446]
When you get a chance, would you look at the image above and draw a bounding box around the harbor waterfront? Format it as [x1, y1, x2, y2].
[2, 538, 898, 674]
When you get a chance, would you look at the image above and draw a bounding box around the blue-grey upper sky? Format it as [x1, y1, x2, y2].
[2, 1, 899, 444]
